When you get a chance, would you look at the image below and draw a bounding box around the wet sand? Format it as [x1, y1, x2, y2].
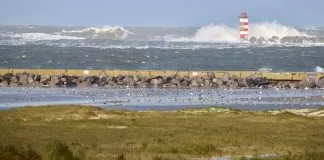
[0, 87, 323, 110]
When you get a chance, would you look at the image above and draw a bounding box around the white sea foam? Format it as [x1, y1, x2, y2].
[258, 67, 273, 72]
[250, 21, 303, 38]
[61, 26, 133, 39]
[168, 21, 305, 43]
[315, 66, 324, 72]
[170, 24, 239, 42]
[10, 33, 84, 41]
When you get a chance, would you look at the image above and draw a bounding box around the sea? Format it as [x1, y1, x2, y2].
[0, 22, 324, 110]
[0, 21, 324, 72]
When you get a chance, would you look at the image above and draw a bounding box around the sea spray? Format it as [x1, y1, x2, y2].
[168, 21, 305, 42]
[315, 66, 324, 72]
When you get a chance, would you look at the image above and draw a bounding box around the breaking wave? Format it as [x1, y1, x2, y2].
[315, 66, 324, 72]
[60, 26, 133, 39]
[250, 21, 303, 38]
[8, 33, 83, 41]
[168, 21, 304, 42]
[170, 24, 239, 42]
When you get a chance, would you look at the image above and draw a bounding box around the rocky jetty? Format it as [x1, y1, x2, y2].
[249, 36, 324, 44]
[0, 72, 323, 89]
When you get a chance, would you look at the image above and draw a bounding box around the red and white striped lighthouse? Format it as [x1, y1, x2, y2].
[239, 12, 249, 40]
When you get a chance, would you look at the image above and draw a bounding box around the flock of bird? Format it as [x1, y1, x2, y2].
[0, 87, 323, 110]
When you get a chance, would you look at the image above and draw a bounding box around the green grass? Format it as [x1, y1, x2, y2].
[0, 105, 324, 160]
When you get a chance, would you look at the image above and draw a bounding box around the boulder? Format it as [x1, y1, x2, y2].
[221, 73, 230, 83]
[237, 77, 248, 87]
[211, 83, 219, 88]
[230, 81, 239, 88]
[226, 79, 238, 88]
[97, 77, 108, 86]
[3, 73, 13, 85]
[17, 73, 29, 85]
[150, 78, 162, 86]
[107, 80, 118, 87]
[170, 78, 180, 86]
[183, 76, 192, 82]
[202, 75, 211, 80]
[268, 36, 280, 43]
[249, 36, 257, 43]
[65, 76, 78, 87]
[173, 74, 181, 80]
[10, 76, 19, 84]
[40, 75, 51, 84]
[280, 36, 305, 44]
[289, 82, 298, 89]
[123, 77, 134, 86]
[212, 78, 223, 86]
[80, 76, 99, 87]
[58, 77, 68, 86]
[27, 74, 34, 84]
[298, 78, 316, 89]
[33, 75, 41, 82]
[47, 76, 60, 86]
[204, 79, 211, 87]
[256, 37, 266, 44]
[279, 81, 297, 89]
[246, 75, 269, 87]
[71, 77, 81, 86]
[254, 77, 269, 86]
[180, 80, 190, 87]
[132, 75, 140, 83]
[189, 80, 199, 88]
[196, 77, 204, 84]
[316, 77, 324, 88]
[115, 75, 125, 85]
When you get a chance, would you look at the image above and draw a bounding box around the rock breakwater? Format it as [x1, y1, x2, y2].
[1, 71, 323, 89]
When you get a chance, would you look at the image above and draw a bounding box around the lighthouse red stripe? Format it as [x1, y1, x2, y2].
[240, 22, 248, 25]
[240, 35, 248, 38]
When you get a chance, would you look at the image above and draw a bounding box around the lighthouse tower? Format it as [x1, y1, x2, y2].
[239, 12, 249, 41]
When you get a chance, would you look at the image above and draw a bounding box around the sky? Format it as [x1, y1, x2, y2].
[0, 0, 323, 27]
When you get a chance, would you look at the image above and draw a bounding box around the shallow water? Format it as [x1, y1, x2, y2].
[0, 87, 323, 111]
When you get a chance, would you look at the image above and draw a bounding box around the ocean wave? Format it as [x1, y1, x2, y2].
[167, 24, 239, 43]
[9, 33, 84, 41]
[60, 26, 133, 39]
[167, 21, 305, 43]
[315, 66, 324, 72]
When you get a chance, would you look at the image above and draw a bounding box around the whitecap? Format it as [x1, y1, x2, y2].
[60, 26, 133, 39]
[315, 66, 324, 72]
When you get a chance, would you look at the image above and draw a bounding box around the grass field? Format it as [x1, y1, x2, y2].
[0, 105, 324, 160]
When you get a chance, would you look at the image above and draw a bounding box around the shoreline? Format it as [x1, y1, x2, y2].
[1, 87, 323, 111]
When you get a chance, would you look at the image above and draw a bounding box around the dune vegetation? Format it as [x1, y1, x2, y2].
[0, 105, 324, 160]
